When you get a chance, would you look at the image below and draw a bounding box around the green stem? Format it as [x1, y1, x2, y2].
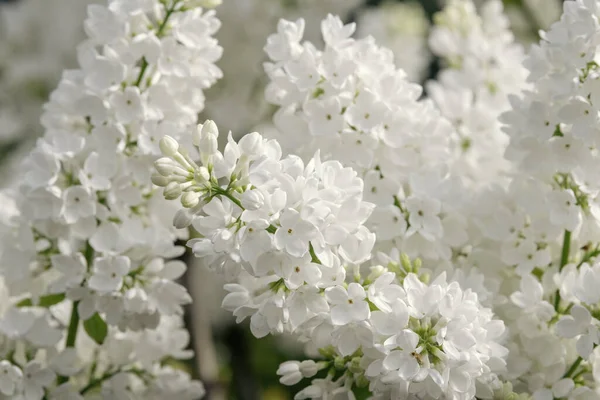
[58, 242, 94, 385]
[553, 291, 561, 312]
[393, 195, 404, 213]
[577, 245, 600, 268]
[554, 230, 572, 312]
[572, 367, 588, 381]
[132, 0, 179, 88]
[80, 368, 152, 395]
[84, 241, 95, 270]
[157, 1, 179, 36]
[211, 187, 279, 233]
[65, 302, 80, 348]
[213, 187, 244, 210]
[80, 370, 120, 395]
[563, 356, 583, 379]
[133, 58, 148, 87]
[57, 301, 80, 385]
[559, 231, 572, 272]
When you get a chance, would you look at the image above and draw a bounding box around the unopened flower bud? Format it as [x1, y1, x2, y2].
[195, 166, 210, 183]
[348, 357, 362, 374]
[159, 135, 179, 157]
[238, 131, 263, 157]
[333, 356, 346, 370]
[413, 257, 422, 273]
[276, 361, 302, 386]
[400, 253, 412, 272]
[173, 209, 193, 229]
[181, 191, 201, 208]
[155, 157, 178, 176]
[367, 265, 386, 282]
[201, 119, 219, 138]
[355, 374, 369, 388]
[151, 173, 169, 187]
[192, 124, 202, 147]
[164, 182, 182, 200]
[299, 360, 318, 378]
[199, 133, 218, 157]
[241, 190, 264, 210]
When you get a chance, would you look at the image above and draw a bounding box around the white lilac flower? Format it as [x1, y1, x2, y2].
[8, 0, 600, 397]
[0, 360, 22, 396]
[277, 360, 320, 386]
[200, 0, 362, 136]
[428, 0, 528, 186]
[263, 14, 473, 267]
[0, 0, 222, 396]
[155, 121, 375, 337]
[470, 0, 600, 391]
[155, 118, 508, 395]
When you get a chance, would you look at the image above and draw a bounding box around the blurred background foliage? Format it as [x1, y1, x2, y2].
[0, 0, 562, 398]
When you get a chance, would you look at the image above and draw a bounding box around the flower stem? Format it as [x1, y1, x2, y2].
[554, 230, 572, 311]
[133, 0, 179, 87]
[559, 230, 572, 272]
[211, 186, 279, 233]
[213, 187, 244, 210]
[79, 368, 151, 395]
[57, 301, 80, 385]
[157, 1, 179, 36]
[577, 244, 600, 268]
[80, 370, 119, 395]
[563, 356, 583, 379]
[58, 242, 94, 385]
[65, 301, 80, 348]
[133, 58, 148, 87]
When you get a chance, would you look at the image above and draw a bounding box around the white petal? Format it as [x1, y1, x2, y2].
[383, 351, 404, 371]
[397, 356, 420, 380]
[396, 329, 420, 351]
[453, 329, 477, 350]
[325, 286, 348, 305]
[576, 334, 595, 358]
[347, 282, 366, 300]
[556, 316, 581, 338]
[330, 305, 353, 326]
[572, 304, 591, 325]
[552, 378, 574, 398]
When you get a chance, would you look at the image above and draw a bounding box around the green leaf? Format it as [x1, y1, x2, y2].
[17, 293, 66, 308]
[84, 313, 108, 345]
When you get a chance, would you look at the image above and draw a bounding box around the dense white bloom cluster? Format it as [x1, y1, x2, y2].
[201, 0, 362, 135]
[234, 2, 600, 399]
[11, 0, 600, 398]
[0, 0, 222, 398]
[263, 15, 483, 284]
[156, 124, 507, 399]
[264, 15, 453, 172]
[153, 122, 375, 334]
[355, 2, 431, 83]
[427, 0, 528, 185]
[467, 1, 600, 397]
